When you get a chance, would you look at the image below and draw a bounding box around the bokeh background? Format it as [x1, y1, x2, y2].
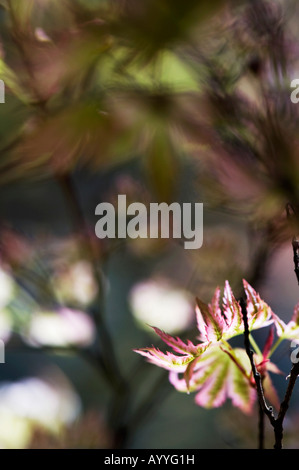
[1, 0, 299, 449]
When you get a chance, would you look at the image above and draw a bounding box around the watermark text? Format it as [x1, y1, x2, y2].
[95, 195, 203, 249]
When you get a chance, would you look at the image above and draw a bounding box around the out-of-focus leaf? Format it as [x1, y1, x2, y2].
[8, 0, 35, 31]
[113, 0, 227, 61]
[58, 29, 113, 96]
[0, 59, 32, 103]
[144, 127, 178, 202]
[11, 99, 134, 175]
[8, 0, 75, 35]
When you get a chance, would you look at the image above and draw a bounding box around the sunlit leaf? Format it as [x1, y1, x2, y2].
[134, 347, 197, 373]
[135, 279, 280, 412]
[272, 301, 299, 343]
[243, 279, 273, 331]
[196, 288, 225, 342]
[196, 280, 273, 344]
[150, 326, 206, 356]
[170, 346, 256, 414]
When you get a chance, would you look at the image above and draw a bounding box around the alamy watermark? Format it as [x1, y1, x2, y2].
[290, 79, 299, 103]
[290, 340, 299, 363]
[0, 80, 5, 104]
[0, 340, 4, 363]
[95, 195, 203, 249]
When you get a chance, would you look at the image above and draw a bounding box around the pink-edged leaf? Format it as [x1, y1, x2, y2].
[265, 361, 283, 375]
[183, 356, 201, 392]
[262, 326, 274, 360]
[276, 322, 299, 341]
[222, 348, 256, 414]
[272, 302, 299, 341]
[170, 346, 256, 414]
[169, 347, 218, 392]
[222, 281, 243, 338]
[243, 279, 273, 331]
[220, 344, 250, 379]
[271, 311, 287, 337]
[195, 298, 210, 342]
[195, 280, 273, 344]
[196, 288, 226, 342]
[292, 302, 299, 325]
[134, 347, 194, 372]
[195, 366, 229, 409]
[150, 326, 206, 356]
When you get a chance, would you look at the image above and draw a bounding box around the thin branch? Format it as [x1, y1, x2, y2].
[273, 361, 299, 449]
[240, 298, 276, 426]
[241, 297, 299, 449]
[258, 403, 265, 450]
[56, 173, 126, 387]
[286, 203, 299, 285]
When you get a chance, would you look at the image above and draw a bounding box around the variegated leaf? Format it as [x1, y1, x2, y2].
[222, 280, 243, 339]
[196, 288, 227, 342]
[150, 326, 207, 356]
[243, 279, 273, 330]
[170, 346, 256, 414]
[195, 280, 273, 345]
[134, 347, 195, 372]
[271, 302, 299, 341]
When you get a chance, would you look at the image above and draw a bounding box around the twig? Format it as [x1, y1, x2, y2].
[286, 203, 299, 285]
[240, 298, 276, 426]
[273, 361, 299, 449]
[258, 403, 265, 450]
[241, 297, 299, 449]
[56, 173, 126, 387]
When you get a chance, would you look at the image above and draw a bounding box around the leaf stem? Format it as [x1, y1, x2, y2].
[269, 337, 283, 358]
[249, 334, 262, 356]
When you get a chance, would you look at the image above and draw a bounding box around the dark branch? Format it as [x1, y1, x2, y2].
[241, 296, 299, 449]
[240, 298, 276, 425]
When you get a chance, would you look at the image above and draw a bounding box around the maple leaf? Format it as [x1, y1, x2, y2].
[134, 328, 211, 373]
[134, 280, 275, 412]
[169, 345, 256, 414]
[196, 280, 273, 343]
[243, 280, 274, 331]
[134, 347, 197, 373]
[272, 301, 299, 342]
[169, 342, 282, 414]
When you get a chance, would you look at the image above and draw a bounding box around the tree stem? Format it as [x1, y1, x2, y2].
[241, 297, 299, 449]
